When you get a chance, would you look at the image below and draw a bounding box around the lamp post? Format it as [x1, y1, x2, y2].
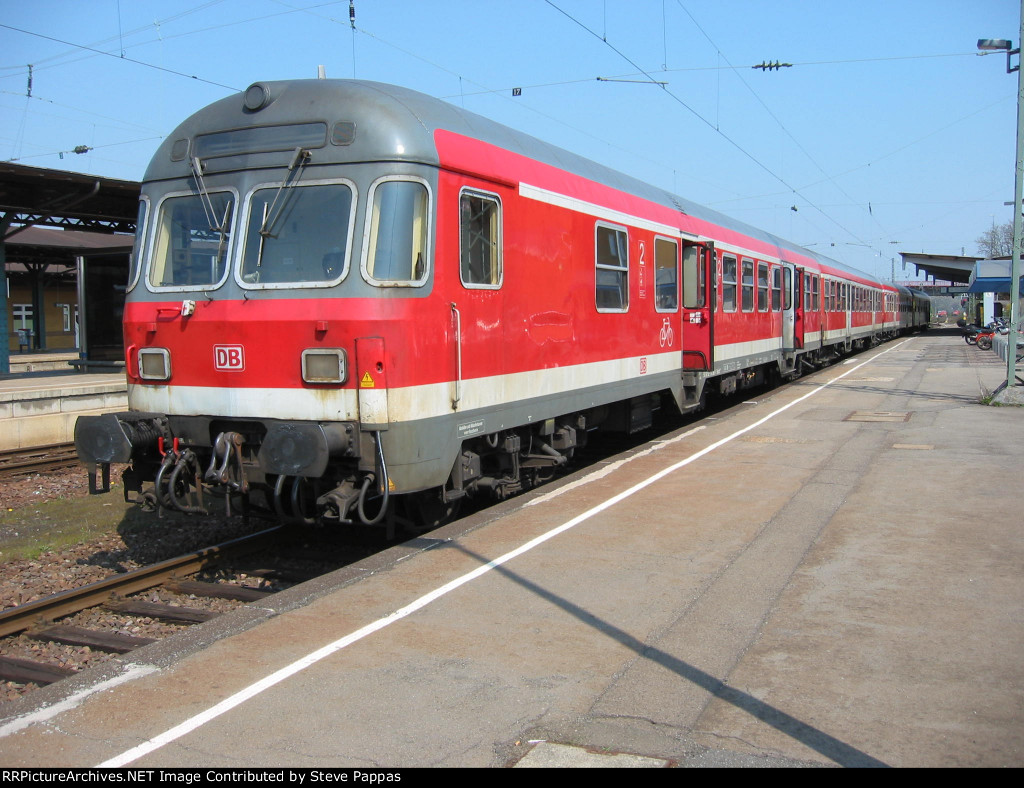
[979, 6, 1024, 390]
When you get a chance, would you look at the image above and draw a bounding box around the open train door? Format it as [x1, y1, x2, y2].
[681, 240, 713, 371]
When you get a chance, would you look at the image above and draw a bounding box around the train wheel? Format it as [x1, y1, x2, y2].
[403, 489, 462, 532]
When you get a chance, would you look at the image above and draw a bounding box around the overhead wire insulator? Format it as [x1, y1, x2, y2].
[752, 60, 793, 71]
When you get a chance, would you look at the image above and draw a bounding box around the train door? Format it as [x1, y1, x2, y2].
[681, 240, 713, 369]
[844, 282, 853, 345]
[782, 263, 799, 351]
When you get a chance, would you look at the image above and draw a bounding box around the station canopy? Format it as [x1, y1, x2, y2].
[899, 253, 978, 285]
[0, 162, 139, 238]
[966, 258, 1024, 295]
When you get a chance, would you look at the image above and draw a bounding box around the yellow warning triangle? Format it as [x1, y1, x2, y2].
[360, 371, 375, 388]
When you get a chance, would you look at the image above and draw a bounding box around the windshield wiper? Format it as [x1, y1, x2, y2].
[190, 155, 232, 269]
[258, 146, 311, 240]
[190, 155, 223, 232]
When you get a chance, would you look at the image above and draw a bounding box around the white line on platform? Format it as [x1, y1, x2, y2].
[0, 664, 157, 740]
[98, 340, 909, 767]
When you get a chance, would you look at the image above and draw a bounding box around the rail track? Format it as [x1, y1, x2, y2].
[0, 442, 79, 480]
[0, 526, 297, 689]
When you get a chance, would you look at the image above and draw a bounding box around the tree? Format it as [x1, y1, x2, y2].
[976, 221, 1015, 258]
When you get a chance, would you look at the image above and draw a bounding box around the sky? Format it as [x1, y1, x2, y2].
[1, 0, 1020, 281]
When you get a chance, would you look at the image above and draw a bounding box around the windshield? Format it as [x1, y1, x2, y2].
[240, 182, 354, 285]
[148, 191, 233, 288]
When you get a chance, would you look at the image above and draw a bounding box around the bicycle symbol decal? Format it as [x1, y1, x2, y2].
[659, 317, 674, 348]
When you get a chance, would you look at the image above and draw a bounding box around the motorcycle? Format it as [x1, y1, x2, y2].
[972, 319, 1008, 351]
[961, 321, 986, 345]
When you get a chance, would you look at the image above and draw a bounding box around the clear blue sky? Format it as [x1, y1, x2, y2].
[1, 1, 1019, 280]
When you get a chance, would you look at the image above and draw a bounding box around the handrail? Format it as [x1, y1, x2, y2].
[450, 302, 462, 410]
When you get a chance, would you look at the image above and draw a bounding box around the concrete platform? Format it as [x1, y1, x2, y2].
[5, 351, 80, 375]
[0, 331, 1020, 768]
[0, 367, 127, 451]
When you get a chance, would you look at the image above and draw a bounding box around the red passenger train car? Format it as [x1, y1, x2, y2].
[75, 80, 929, 528]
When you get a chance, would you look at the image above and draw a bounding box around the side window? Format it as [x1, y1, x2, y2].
[813, 275, 819, 311]
[595, 223, 628, 312]
[783, 267, 792, 311]
[757, 262, 769, 312]
[741, 259, 754, 312]
[656, 237, 679, 311]
[460, 189, 502, 288]
[773, 267, 783, 311]
[364, 178, 430, 285]
[722, 255, 737, 312]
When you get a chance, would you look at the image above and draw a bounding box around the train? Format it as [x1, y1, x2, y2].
[74, 79, 930, 531]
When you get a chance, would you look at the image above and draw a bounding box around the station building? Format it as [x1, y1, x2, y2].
[1, 163, 139, 372]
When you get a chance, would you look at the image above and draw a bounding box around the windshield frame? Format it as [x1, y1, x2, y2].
[235, 176, 359, 291]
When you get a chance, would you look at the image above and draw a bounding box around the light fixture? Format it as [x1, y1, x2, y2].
[302, 349, 347, 384]
[138, 348, 171, 381]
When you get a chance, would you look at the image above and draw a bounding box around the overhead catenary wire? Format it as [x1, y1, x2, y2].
[0, 22, 240, 92]
[672, 0, 893, 249]
[543, 0, 877, 257]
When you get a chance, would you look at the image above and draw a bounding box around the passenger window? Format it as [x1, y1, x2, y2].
[722, 255, 737, 312]
[741, 259, 754, 312]
[783, 267, 792, 311]
[595, 223, 628, 312]
[364, 178, 429, 285]
[757, 262, 769, 312]
[657, 238, 679, 311]
[460, 190, 502, 288]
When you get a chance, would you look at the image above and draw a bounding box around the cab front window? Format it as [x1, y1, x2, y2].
[148, 191, 233, 289]
[240, 182, 355, 286]
[128, 197, 149, 291]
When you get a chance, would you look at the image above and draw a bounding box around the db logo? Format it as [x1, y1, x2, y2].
[214, 345, 245, 370]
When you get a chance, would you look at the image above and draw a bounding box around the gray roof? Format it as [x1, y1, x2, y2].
[153, 79, 882, 286]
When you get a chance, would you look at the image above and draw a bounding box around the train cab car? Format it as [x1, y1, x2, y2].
[75, 79, 910, 530]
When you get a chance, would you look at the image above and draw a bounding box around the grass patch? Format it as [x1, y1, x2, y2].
[0, 486, 135, 563]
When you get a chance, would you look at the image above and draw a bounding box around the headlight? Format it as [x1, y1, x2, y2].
[138, 347, 171, 381]
[302, 348, 347, 384]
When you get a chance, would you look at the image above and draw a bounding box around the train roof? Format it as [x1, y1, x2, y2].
[151, 79, 886, 288]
